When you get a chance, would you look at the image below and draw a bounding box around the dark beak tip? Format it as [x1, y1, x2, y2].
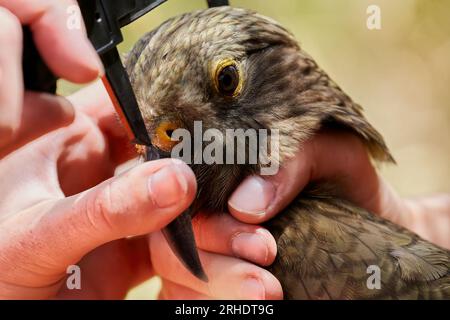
[195, 270, 209, 283]
[145, 146, 207, 282]
[183, 259, 208, 282]
[162, 211, 208, 283]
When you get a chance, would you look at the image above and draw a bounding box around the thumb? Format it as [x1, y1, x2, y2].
[228, 130, 380, 224]
[33, 158, 196, 267]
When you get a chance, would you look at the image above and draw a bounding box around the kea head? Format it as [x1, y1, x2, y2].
[125, 6, 392, 280]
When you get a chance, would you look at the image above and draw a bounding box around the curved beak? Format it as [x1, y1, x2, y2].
[145, 145, 208, 282]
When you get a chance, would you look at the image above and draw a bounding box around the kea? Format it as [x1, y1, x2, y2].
[124, 7, 450, 299]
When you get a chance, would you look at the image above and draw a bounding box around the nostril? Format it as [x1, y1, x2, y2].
[152, 120, 183, 153]
[166, 129, 174, 138]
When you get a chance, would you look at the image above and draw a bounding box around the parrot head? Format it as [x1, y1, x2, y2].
[125, 6, 392, 281]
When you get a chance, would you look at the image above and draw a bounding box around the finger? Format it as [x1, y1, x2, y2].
[67, 81, 137, 165]
[228, 130, 381, 224]
[0, 0, 103, 82]
[124, 236, 155, 288]
[0, 92, 74, 157]
[192, 212, 276, 266]
[57, 237, 153, 300]
[20, 159, 196, 270]
[0, 7, 23, 147]
[160, 279, 212, 300]
[150, 231, 283, 300]
[20, 92, 75, 144]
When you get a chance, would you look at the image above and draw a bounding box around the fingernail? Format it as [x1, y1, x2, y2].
[148, 164, 189, 208]
[240, 277, 265, 300]
[231, 232, 269, 264]
[228, 176, 275, 215]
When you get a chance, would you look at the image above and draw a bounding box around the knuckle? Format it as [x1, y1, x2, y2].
[51, 95, 76, 125]
[242, 265, 264, 280]
[233, 263, 266, 284]
[85, 183, 116, 232]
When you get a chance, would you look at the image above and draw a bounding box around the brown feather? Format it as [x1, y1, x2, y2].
[125, 6, 449, 299]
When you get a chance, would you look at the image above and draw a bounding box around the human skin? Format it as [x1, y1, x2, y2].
[156, 130, 450, 299]
[0, 0, 281, 299]
[0, 0, 448, 300]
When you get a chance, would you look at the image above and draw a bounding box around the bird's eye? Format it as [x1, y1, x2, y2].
[214, 60, 242, 97]
[218, 65, 239, 95]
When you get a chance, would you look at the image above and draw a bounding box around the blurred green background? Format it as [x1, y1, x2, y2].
[59, 0, 450, 299]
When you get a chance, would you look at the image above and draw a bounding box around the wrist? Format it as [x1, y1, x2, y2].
[403, 194, 450, 249]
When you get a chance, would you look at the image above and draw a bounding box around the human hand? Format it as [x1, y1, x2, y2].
[150, 113, 449, 300]
[0, 0, 103, 148]
[72, 84, 283, 300]
[227, 130, 450, 249]
[0, 78, 194, 299]
[0, 79, 282, 299]
[0, 0, 283, 299]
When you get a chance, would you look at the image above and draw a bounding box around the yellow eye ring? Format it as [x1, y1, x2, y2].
[212, 59, 243, 98]
[152, 120, 181, 152]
